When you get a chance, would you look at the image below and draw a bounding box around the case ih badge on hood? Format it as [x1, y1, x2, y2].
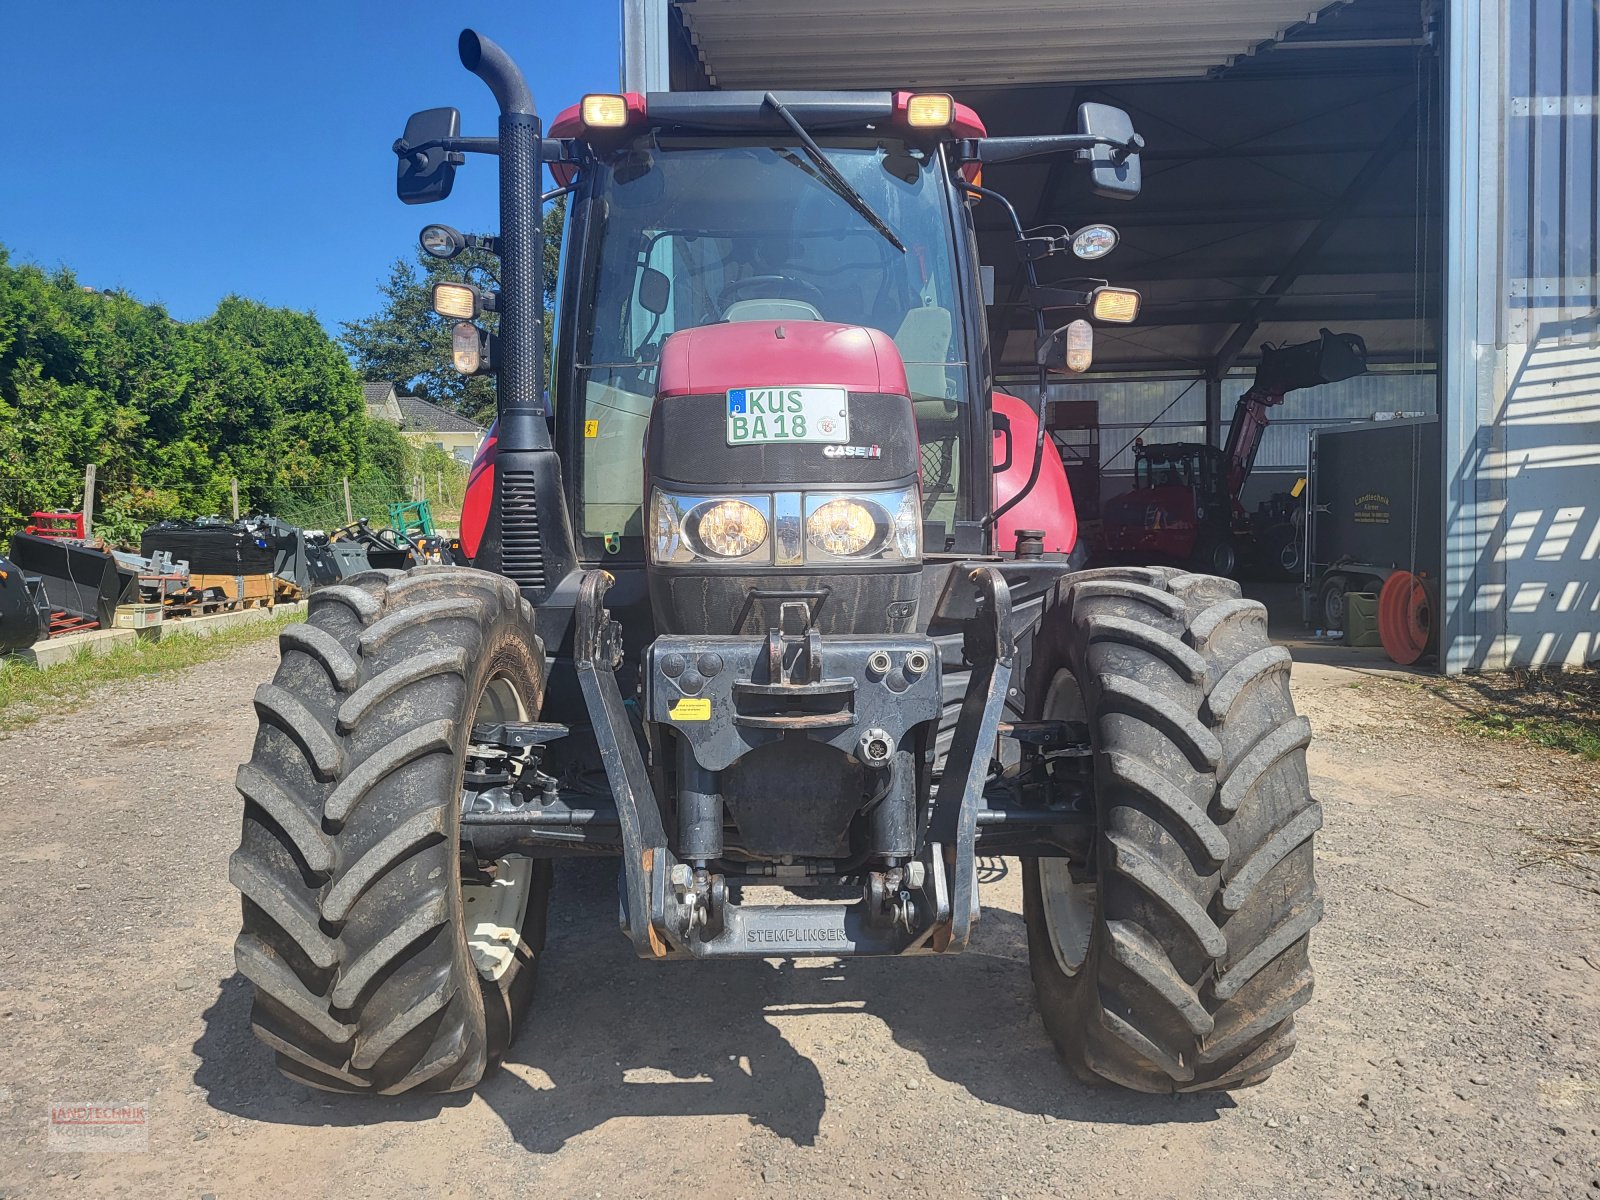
[225, 28, 1326, 1106]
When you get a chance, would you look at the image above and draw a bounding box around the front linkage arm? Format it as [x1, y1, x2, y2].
[573, 570, 675, 958]
[926, 567, 1014, 952]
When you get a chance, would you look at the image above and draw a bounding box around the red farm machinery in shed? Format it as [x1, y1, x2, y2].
[1101, 329, 1368, 577]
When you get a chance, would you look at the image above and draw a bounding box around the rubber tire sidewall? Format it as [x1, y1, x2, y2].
[453, 606, 552, 1068]
[1019, 608, 1108, 1084]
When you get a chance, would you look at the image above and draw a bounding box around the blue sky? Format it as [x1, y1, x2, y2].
[0, 3, 619, 333]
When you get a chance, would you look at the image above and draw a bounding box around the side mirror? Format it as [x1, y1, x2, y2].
[1077, 103, 1141, 200]
[638, 267, 670, 316]
[396, 107, 462, 206]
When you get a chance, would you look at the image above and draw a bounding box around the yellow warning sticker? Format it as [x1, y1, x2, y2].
[584, 419, 600, 438]
[669, 697, 711, 722]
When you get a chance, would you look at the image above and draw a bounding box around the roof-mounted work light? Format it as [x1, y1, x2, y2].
[904, 93, 955, 128]
[581, 94, 630, 128]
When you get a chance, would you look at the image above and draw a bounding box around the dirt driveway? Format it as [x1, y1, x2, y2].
[1, 639, 1597, 1199]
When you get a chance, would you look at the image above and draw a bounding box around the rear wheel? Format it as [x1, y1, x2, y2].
[231, 566, 550, 1094]
[1196, 536, 1237, 578]
[1022, 566, 1321, 1092]
[1316, 574, 1348, 630]
[1262, 524, 1301, 578]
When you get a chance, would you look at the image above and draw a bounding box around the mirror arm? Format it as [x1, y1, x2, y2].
[395, 136, 582, 164]
[959, 132, 1142, 166]
[1027, 283, 1104, 309]
[394, 135, 502, 159]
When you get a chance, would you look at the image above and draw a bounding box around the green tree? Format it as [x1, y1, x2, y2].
[0, 243, 391, 543]
[340, 198, 565, 426]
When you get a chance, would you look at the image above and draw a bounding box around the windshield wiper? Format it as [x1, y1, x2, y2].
[762, 92, 906, 254]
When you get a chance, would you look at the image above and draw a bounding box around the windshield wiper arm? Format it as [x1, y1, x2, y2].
[762, 92, 905, 254]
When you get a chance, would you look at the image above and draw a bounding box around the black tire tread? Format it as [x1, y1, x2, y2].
[1024, 568, 1321, 1093]
[1103, 750, 1230, 868]
[232, 567, 545, 1095]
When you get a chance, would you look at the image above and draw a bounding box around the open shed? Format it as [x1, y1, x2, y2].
[621, 0, 1599, 672]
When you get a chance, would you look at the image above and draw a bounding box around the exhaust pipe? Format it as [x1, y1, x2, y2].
[458, 28, 543, 455]
[457, 29, 574, 601]
[458, 30, 533, 117]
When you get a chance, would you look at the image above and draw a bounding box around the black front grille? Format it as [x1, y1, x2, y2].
[499, 471, 545, 588]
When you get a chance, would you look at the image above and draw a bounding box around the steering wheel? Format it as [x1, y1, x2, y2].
[717, 274, 826, 315]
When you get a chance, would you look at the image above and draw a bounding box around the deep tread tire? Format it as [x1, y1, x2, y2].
[232, 566, 550, 1094]
[1022, 566, 1320, 1093]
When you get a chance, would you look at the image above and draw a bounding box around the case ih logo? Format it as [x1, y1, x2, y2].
[823, 444, 881, 459]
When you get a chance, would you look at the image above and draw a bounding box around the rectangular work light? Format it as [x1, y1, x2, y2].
[432, 282, 480, 320]
[1090, 287, 1141, 324]
[581, 94, 630, 128]
[904, 93, 955, 128]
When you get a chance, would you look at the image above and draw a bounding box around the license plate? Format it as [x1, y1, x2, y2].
[726, 387, 849, 445]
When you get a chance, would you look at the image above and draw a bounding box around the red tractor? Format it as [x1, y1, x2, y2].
[230, 30, 1321, 1098]
[1101, 329, 1368, 577]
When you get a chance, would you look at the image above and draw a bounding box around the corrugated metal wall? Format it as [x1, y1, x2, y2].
[1021, 369, 1437, 476]
[1443, 0, 1599, 672]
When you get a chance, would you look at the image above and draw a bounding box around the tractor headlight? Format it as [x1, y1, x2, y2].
[649, 491, 772, 565]
[690, 499, 768, 559]
[808, 498, 878, 557]
[648, 487, 920, 566]
[804, 487, 922, 564]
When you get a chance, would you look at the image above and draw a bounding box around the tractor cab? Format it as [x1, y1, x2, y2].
[556, 102, 983, 557]
[1130, 441, 1230, 507]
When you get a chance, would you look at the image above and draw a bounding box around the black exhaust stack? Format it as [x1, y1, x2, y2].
[458, 29, 575, 602]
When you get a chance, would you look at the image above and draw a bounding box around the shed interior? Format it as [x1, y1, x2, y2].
[669, 0, 1447, 517]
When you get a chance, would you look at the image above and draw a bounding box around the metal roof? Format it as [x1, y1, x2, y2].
[678, 0, 1350, 88]
[656, 0, 1439, 374]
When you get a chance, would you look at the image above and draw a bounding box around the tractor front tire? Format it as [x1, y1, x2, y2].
[1022, 567, 1321, 1092]
[231, 566, 550, 1094]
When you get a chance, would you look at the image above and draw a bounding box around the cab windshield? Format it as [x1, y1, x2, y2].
[1136, 454, 1194, 490]
[569, 138, 968, 543]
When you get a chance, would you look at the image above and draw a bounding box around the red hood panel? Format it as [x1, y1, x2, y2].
[657, 321, 909, 398]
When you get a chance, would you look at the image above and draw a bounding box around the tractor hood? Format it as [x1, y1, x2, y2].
[643, 320, 924, 638]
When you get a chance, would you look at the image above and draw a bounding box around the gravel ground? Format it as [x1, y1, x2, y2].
[0, 637, 1597, 1199]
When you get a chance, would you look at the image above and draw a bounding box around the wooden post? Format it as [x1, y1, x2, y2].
[82, 463, 96, 540]
[436, 470, 443, 507]
[343, 476, 354, 524]
[230, 478, 240, 520]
